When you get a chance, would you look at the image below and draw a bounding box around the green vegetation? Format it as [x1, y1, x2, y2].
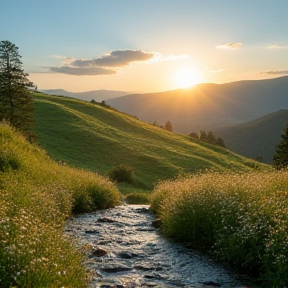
[150, 171, 288, 286]
[0, 123, 120, 288]
[0, 41, 34, 137]
[32, 92, 268, 196]
[273, 123, 288, 169]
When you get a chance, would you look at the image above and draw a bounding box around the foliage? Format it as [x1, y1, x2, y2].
[150, 171, 288, 286]
[0, 41, 34, 137]
[165, 120, 173, 132]
[109, 164, 134, 183]
[0, 123, 120, 287]
[190, 130, 226, 147]
[273, 124, 288, 170]
[125, 192, 150, 204]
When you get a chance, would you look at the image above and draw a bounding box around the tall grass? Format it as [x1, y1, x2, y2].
[0, 123, 120, 287]
[150, 171, 288, 286]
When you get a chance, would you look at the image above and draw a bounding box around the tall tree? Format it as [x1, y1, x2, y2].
[0, 40, 34, 136]
[273, 124, 288, 170]
[165, 120, 173, 132]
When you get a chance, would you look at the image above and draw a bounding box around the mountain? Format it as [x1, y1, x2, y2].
[40, 89, 129, 102]
[215, 109, 288, 164]
[106, 76, 288, 134]
[32, 92, 268, 190]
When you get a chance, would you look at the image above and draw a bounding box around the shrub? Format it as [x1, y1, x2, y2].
[0, 152, 20, 172]
[125, 192, 150, 204]
[150, 171, 288, 285]
[109, 164, 134, 183]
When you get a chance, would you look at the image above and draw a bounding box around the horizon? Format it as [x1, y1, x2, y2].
[1, 0, 288, 93]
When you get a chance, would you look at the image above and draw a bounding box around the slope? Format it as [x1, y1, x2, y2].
[106, 76, 288, 134]
[215, 109, 288, 164]
[32, 92, 269, 190]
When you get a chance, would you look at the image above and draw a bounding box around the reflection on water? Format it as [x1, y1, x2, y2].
[65, 205, 248, 288]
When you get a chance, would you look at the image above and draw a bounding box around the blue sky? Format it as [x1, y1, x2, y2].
[1, 0, 287, 92]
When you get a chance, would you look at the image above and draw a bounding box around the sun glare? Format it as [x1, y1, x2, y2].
[174, 68, 202, 89]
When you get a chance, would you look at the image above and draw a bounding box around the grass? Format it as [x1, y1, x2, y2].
[0, 123, 120, 288]
[32, 92, 269, 196]
[150, 171, 288, 286]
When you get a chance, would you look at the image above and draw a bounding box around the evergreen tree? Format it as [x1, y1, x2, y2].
[0, 40, 34, 136]
[199, 130, 207, 141]
[216, 137, 226, 148]
[207, 131, 217, 145]
[273, 124, 288, 170]
[189, 132, 199, 139]
[165, 120, 173, 132]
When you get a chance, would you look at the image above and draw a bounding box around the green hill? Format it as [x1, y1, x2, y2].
[32, 92, 269, 191]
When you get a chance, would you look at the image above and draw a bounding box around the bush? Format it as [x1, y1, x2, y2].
[125, 192, 150, 204]
[109, 164, 134, 183]
[0, 152, 20, 172]
[150, 171, 288, 285]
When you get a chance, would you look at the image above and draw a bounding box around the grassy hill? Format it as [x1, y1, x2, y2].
[216, 109, 288, 164]
[32, 92, 269, 192]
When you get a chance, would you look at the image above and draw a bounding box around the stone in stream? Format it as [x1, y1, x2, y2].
[97, 217, 116, 223]
[92, 247, 108, 257]
[151, 219, 162, 228]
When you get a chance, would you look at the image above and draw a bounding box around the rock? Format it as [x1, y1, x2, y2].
[97, 217, 115, 223]
[200, 281, 221, 287]
[151, 219, 162, 228]
[134, 264, 154, 271]
[92, 247, 108, 257]
[85, 230, 99, 234]
[118, 251, 138, 259]
[101, 265, 132, 273]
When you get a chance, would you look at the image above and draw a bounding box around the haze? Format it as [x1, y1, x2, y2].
[1, 0, 287, 93]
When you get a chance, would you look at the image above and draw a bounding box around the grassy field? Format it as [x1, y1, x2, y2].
[150, 171, 288, 286]
[32, 92, 269, 198]
[0, 123, 119, 288]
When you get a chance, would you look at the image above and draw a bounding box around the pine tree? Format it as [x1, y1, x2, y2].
[0, 40, 34, 137]
[273, 124, 288, 170]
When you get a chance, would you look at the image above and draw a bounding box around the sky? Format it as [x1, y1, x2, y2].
[1, 0, 288, 93]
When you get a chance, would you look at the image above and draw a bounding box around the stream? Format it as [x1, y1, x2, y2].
[65, 205, 249, 288]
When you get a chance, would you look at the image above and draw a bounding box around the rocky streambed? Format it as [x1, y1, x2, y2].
[65, 205, 249, 288]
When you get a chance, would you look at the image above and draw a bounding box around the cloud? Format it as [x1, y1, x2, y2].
[48, 49, 189, 76]
[208, 68, 227, 73]
[71, 50, 155, 68]
[49, 66, 116, 75]
[215, 42, 243, 49]
[259, 70, 288, 75]
[266, 44, 287, 49]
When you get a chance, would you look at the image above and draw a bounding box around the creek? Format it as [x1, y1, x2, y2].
[65, 205, 249, 288]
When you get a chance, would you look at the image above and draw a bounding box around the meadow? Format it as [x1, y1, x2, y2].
[32, 92, 268, 201]
[150, 171, 288, 286]
[0, 123, 120, 288]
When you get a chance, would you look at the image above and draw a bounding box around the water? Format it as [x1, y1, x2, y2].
[65, 205, 248, 288]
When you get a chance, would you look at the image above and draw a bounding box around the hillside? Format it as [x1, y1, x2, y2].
[106, 76, 288, 134]
[41, 89, 129, 102]
[32, 92, 269, 190]
[215, 109, 288, 164]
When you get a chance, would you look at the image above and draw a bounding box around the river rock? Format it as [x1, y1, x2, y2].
[92, 247, 108, 257]
[151, 219, 162, 228]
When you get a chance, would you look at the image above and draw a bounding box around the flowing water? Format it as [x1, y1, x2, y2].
[65, 205, 249, 288]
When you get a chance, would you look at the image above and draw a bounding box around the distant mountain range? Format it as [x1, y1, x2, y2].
[40, 89, 129, 102]
[215, 109, 288, 164]
[106, 76, 288, 134]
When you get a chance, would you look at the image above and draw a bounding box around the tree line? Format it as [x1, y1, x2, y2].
[189, 130, 226, 147]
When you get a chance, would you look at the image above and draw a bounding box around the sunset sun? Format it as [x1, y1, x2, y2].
[174, 68, 202, 89]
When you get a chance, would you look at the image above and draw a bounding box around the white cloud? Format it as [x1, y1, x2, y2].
[48, 49, 190, 76]
[259, 70, 288, 75]
[49, 66, 116, 75]
[266, 44, 287, 49]
[215, 42, 243, 49]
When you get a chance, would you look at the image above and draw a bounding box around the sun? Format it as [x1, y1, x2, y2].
[174, 68, 202, 89]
